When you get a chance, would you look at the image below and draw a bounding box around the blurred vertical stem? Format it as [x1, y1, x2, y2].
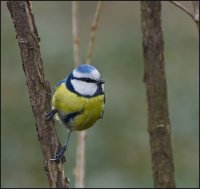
[7, 1, 69, 188]
[72, 1, 104, 188]
[141, 1, 176, 188]
[86, 1, 104, 64]
[72, 1, 81, 67]
[72, 1, 86, 188]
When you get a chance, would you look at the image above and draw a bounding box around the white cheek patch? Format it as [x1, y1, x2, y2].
[73, 69, 100, 80]
[71, 79, 97, 96]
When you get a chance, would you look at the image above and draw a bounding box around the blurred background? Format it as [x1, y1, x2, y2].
[1, 1, 199, 188]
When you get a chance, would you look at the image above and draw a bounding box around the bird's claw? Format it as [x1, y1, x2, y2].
[50, 146, 66, 161]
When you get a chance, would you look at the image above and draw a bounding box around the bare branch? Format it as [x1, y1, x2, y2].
[170, 1, 194, 19]
[192, 1, 199, 30]
[141, 1, 176, 188]
[72, 1, 86, 188]
[72, 2, 104, 187]
[7, 1, 69, 187]
[74, 131, 87, 188]
[72, 1, 81, 66]
[86, 1, 104, 64]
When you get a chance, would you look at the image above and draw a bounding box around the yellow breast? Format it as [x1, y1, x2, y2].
[52, 83, 104, 131]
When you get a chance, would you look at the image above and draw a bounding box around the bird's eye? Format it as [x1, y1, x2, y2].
[78, 77, 97, 83]
[85, 78, 91, 82]
[83, 78, 96, 83]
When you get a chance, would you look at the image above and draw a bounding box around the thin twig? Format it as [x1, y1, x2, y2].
[86, 1, 104, 64]
[170, 1, 194, 19]
[74, 130, 87, 188]
[192, 1, 199, 30]
[72, 2, 104, 187]
[170, 1, 199, 31]
[72, 1, 81, 67]
[72, 1, 86, 188]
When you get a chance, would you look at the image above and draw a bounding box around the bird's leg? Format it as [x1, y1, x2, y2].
[50, 129, 72, 161]
[46, 109, 58, 120]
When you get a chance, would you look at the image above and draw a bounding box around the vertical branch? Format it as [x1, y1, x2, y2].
[141, 1, 176, 188]
[86, 1, 104, 64]
[72, 1, 86, 188]
[72, 1, 104, 187]
[7, 1, 69, 188]
[74, 130, 87, 188]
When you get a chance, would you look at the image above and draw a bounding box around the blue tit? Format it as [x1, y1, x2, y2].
[46, 64, 105, 161]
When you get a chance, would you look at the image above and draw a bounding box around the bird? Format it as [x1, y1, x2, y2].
[46, 64, 105, 161]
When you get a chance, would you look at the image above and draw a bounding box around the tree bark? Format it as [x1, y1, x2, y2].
[7, 1, 69, 188]
[141, 1, 176, 188]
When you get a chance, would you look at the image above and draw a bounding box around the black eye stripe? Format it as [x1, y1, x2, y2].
[71, 73, 97, 83]
[75, 77, 97, 83]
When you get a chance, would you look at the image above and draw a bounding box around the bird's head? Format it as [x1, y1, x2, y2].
[66, 64, 105, 97]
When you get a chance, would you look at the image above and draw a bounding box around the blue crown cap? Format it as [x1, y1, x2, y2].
[75, 64, 96, 73]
